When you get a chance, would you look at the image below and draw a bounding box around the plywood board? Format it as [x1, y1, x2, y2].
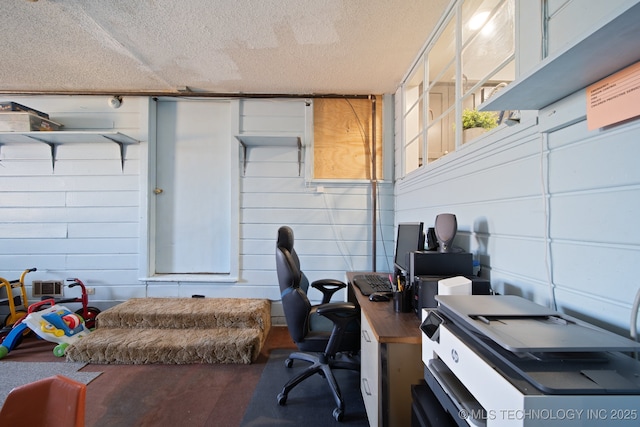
[313, 97, 383, 180]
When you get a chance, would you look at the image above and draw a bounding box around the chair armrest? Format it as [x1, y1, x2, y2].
[315, 302, 357, 316]
[311, 279, 346, 304]
[315, 302, 359, 326]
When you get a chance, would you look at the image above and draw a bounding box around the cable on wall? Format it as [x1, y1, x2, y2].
[370, 95, 378, 271]
[540, 132, 557, 310]
[631, 287, 640, 359]
[343, 97, 379, 271]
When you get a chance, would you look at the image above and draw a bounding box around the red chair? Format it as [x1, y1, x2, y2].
[0, 375, 86, 427]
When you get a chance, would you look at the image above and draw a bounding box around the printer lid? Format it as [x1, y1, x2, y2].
[436, 295, 640, 353]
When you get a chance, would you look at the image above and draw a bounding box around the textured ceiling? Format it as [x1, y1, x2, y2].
[0, 0, 449, 96]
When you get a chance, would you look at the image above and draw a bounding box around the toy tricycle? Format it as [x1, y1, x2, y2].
[0, 299, 91, 359]
[0, 268, 36, 330]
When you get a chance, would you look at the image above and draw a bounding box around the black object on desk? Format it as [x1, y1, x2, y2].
[412, 275, 491, 317]
[369, 292, 391, 302]
[352, 273, 393, 295]
[393, 290, 413, 312]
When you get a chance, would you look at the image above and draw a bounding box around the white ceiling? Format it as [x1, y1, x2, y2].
[1, 0, 449, 96]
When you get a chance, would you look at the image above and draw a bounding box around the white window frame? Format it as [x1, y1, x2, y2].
[400, 0, 516, 177]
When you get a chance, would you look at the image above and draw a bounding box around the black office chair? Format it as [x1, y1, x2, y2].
[275, 225, 360, 421]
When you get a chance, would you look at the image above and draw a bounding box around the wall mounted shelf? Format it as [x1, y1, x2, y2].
[479, 1, 640, 112]
[0, 130, 140, 170]
[235, 134, 302, 176]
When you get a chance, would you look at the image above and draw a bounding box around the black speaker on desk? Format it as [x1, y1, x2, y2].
[412, 275, 491, 316]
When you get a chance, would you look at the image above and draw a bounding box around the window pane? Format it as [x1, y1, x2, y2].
[405, 135, 422, 174]
[428, 61, 455, 122]
[404, 61, 424, 175]
[405, 102, 422, 145]
[462, 0, 515, 97]
[427, 108, 455, 163]
[405, 62, 424, 111]
[428, 17, 455, 85]
[461, 0, 502, 45]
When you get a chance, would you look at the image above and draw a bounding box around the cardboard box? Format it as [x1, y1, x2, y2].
[0, 112, 62, 131]
[0, 102, 49, 119]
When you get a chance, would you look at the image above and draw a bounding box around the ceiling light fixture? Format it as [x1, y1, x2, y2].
[468, 11, 489, 30]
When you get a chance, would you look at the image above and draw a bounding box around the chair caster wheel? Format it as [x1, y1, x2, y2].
[333, 407, 344, 421]
[284, 358, 293, 368]
[277, 392, 287, 406]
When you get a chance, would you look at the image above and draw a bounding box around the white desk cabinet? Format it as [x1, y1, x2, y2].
[349, 274, 423, 427]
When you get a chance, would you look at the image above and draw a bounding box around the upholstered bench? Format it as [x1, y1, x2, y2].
[65, 298, 271, 364]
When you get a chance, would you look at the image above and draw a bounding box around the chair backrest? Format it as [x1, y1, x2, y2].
[0, 375, 86, 427]
[276, 226, 312, 343]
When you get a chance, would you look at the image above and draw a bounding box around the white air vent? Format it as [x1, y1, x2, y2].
[32, 280, 63, 297]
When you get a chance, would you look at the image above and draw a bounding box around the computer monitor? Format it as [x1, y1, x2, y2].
[394, 222, 425, 272]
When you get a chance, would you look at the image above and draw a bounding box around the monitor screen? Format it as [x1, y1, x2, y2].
[394, 222, 425, 271]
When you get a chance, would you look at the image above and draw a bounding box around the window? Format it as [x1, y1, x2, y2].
[313, 97, 383, 180]
[402, 0, 515, 175]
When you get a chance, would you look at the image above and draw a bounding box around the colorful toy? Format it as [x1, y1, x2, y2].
[0, 268, 37, 336]
[42, 278, 101, 330]
[0, 299, 91, 359]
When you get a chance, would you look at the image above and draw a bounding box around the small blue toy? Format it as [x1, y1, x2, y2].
[0, 299, 91, 359]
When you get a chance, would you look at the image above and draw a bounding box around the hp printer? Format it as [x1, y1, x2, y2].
[421, 295, 640, 426]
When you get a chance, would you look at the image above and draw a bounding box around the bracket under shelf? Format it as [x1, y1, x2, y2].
[235, 135, 303, 176]
[0, 131, 140, 171]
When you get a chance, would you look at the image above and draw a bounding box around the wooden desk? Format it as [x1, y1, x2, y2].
[347, 272, 423, 427]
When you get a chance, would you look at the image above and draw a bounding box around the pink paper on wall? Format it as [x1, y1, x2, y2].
[586, 60, 640, 130]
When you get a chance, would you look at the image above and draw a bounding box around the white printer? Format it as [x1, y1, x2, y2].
[421, 295, 640, 426]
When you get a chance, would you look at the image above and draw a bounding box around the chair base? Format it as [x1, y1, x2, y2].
[277, 351, 360, 422]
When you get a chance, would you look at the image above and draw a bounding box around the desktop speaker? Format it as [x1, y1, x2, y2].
[434, 213, 457, 253]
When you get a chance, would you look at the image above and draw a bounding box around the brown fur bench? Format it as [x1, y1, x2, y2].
[65, 298, 271, 364]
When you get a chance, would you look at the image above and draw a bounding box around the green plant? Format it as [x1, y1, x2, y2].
[461, 109, 498, 130]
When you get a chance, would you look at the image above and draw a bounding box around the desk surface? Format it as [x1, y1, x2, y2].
[347, 272, 421, 345]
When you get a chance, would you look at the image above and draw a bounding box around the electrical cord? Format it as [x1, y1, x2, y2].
[540, 133, 557, 311]
[631, 287, 640, 359]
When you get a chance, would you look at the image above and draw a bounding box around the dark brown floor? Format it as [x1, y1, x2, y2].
[6, 326, 297, 427]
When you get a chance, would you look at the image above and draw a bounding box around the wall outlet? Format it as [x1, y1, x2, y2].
[86, 287, 96, 295]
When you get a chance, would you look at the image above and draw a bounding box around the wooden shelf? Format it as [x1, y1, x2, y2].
[0, 131, 139, 170]
[479, 1, 640, 111]
[235, 134, 302, 176]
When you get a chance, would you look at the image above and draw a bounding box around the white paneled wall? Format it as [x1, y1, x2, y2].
[395, 4, 640, 337]
[0, 96, 395, 320]
[393, 0, 640, 337]
[0, 96, 149, 311]
[397, 97, 640, 335]
[237, 99, 395, 318]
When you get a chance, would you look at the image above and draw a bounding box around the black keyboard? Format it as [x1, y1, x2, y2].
[353, 274, 393, 296]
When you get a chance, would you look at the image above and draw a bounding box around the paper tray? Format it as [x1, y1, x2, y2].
[436, 295, 640, 353]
